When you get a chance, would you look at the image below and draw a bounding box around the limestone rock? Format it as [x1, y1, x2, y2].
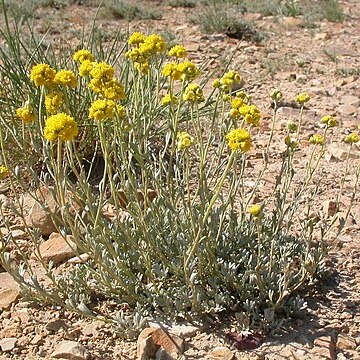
[313, 336, 335, 360]
[51, 340, 89, 360]
[169, 324, 200, 339]
[336, 334, 357, 350]
[38, 232, 76, 265]
[27, 186, 58, 236]
[0, 338, 17, 352]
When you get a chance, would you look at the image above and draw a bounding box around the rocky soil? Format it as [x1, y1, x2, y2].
[0, 0, 360, 359]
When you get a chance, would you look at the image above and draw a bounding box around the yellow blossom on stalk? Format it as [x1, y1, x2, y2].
[222, 94, 231, 102]
[134, 61, 150, 74]
[226, 128, 252, 152]
[177, 132, 194, 150]
[178, 60, 200, 81]
[168, 45, 187, 58]
[43, 113, 78, 142]
[16, 106, 36, 123]
[0, 165, 9, 180]
[89, 99, 116, 121]
[88, 78, 103, 94]
[183, 83, 204, 103]
[162, 94, 178, 106]
[286, 120, 298, 132]
[212, 79, 221, 89]
[239, 104, 261, 126]
[54, 70, 78, 88]
[231, 97, 246, 110]
[101, 79, 125, 101]
[90, 62, 115, 82]
[285, 136, 297, 150]
[220, 70, 241, 92]
[344, 132, 359, 144]
[73, 49, 94, 63]
[270, 89, 283, 102]
[162, 62, 182, 80]
[128, 32, 146, 46]
[30, 63, 56, 87]
[142, 34, 166, 54]
[229, 108, 240, 119]
[249, 204, 261, 217]
[45, 91, 63, 114]
[321, 115, 336, 128]
[125, 48, 147, 64]
[79, 60, 94, 77]
[295, 92, 310, 104]
[116, 105, 126, 119]
[309, 134, 325, 145]
[236, 91, 251, 103]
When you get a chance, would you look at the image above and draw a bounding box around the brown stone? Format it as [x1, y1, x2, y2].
[0, 272, 20, 310]
[209, 346, 235, 360]
[282, 17, 304, 27]
[37, 232, 76, 265]
[0, 337, 17, 352]
[336, 334, 357, 350]
[313, 336, 335, 360]
[51, 340, 89, 360]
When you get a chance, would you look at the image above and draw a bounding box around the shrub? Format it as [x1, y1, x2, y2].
[0, 5, 358, 338]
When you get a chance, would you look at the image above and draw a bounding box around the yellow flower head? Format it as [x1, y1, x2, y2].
[128, 32, 146, 46]
[143, 34, 166, 53]
[30, 64, 56, 87]
[270, 89, 283, 102]
[212, 79, 221, 89]
[285, 136, 297, 150]
[162, 94, 178, 106]
[45, 91, 64, 114]
[54, 70, 78, 88]
[168, 45, 187, 58]
[43, 113, 78, 142]
[79, 60, 94, 77]
[125, 48, 147, 64]
[177, 132, 194, 150]
[344, 132, 359, 144]
[249, 204, 261, 217]
[183, 83, 204, 103]
[0, 165, 9, 180]
[73, 49, 94, 63]
[229, 108, 240, 119]
[219, 70, 241, 92]
[321, 115, 336, 128]
[226, 128, 252, 152]
[177, 60, 200, 81]
[89, 99, 116, 121]
[309, 134, 325, 145]
[295, 92, 310, 104]
[231, 97, 246, 110]
[239, 104, 261, 126]
[286, 120, 298, 132]
[134, 61, 150, 74]
[90, 62, 115, 82]
[162, 62, 182, 80]
[116, 105, 126, 119]
[16, 106, 36, 123]
[101, 79, 125, 101]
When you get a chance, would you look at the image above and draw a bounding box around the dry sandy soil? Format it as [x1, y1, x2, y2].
[0, 0, 359, 359]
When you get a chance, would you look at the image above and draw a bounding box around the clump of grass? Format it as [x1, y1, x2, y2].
[103, 0, 162, 20]
[336, 67, 360, 77]
[191, 2, 266, 42]
[167, 0, 197, 8]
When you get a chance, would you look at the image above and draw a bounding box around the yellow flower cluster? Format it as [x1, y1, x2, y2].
[286, 121, 298, 132]
[43, 113, 78, 142]
[321, 115, 336, 128]
[30, 64, 56, 87]
[285, 136, 297, 150]
[177, 132, 194, 150]
[230, 102, 261, 126]
[226, 128, 252, 152]
[54, 70, 78, 88]
[162, 60, 200, 82]
[213, 70, 241, 93]
[344, 132, 359, 144]
[162, 94, 178, 106]
[0, 165, 9, 180]
[295, 92, 310, 104]
[270, 89, 283, 102]
[16, 106, 36, 123]
[79, 60, 94, 77]
[248, 204, 261, 217]
[45, 91, 64, 114]
[73, 49, 95, 63]
[168, 45, 187, 59]
[309, 134, 325, 145]
[89, 99, 116, 121]
[87, 62, 125, 101]
[126, 32, 166, 72]
[183, 83, 204, 103]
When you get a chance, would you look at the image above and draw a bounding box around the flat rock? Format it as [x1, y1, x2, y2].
[0, 337, 17, 352]
[51, 340, 89, 360]
[169, 324, 201, 339]
[38, 232, 76, 265]
[336, 334, 357, 350]
[209, 346, 235, 360]
[338, 104, 357, 116]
